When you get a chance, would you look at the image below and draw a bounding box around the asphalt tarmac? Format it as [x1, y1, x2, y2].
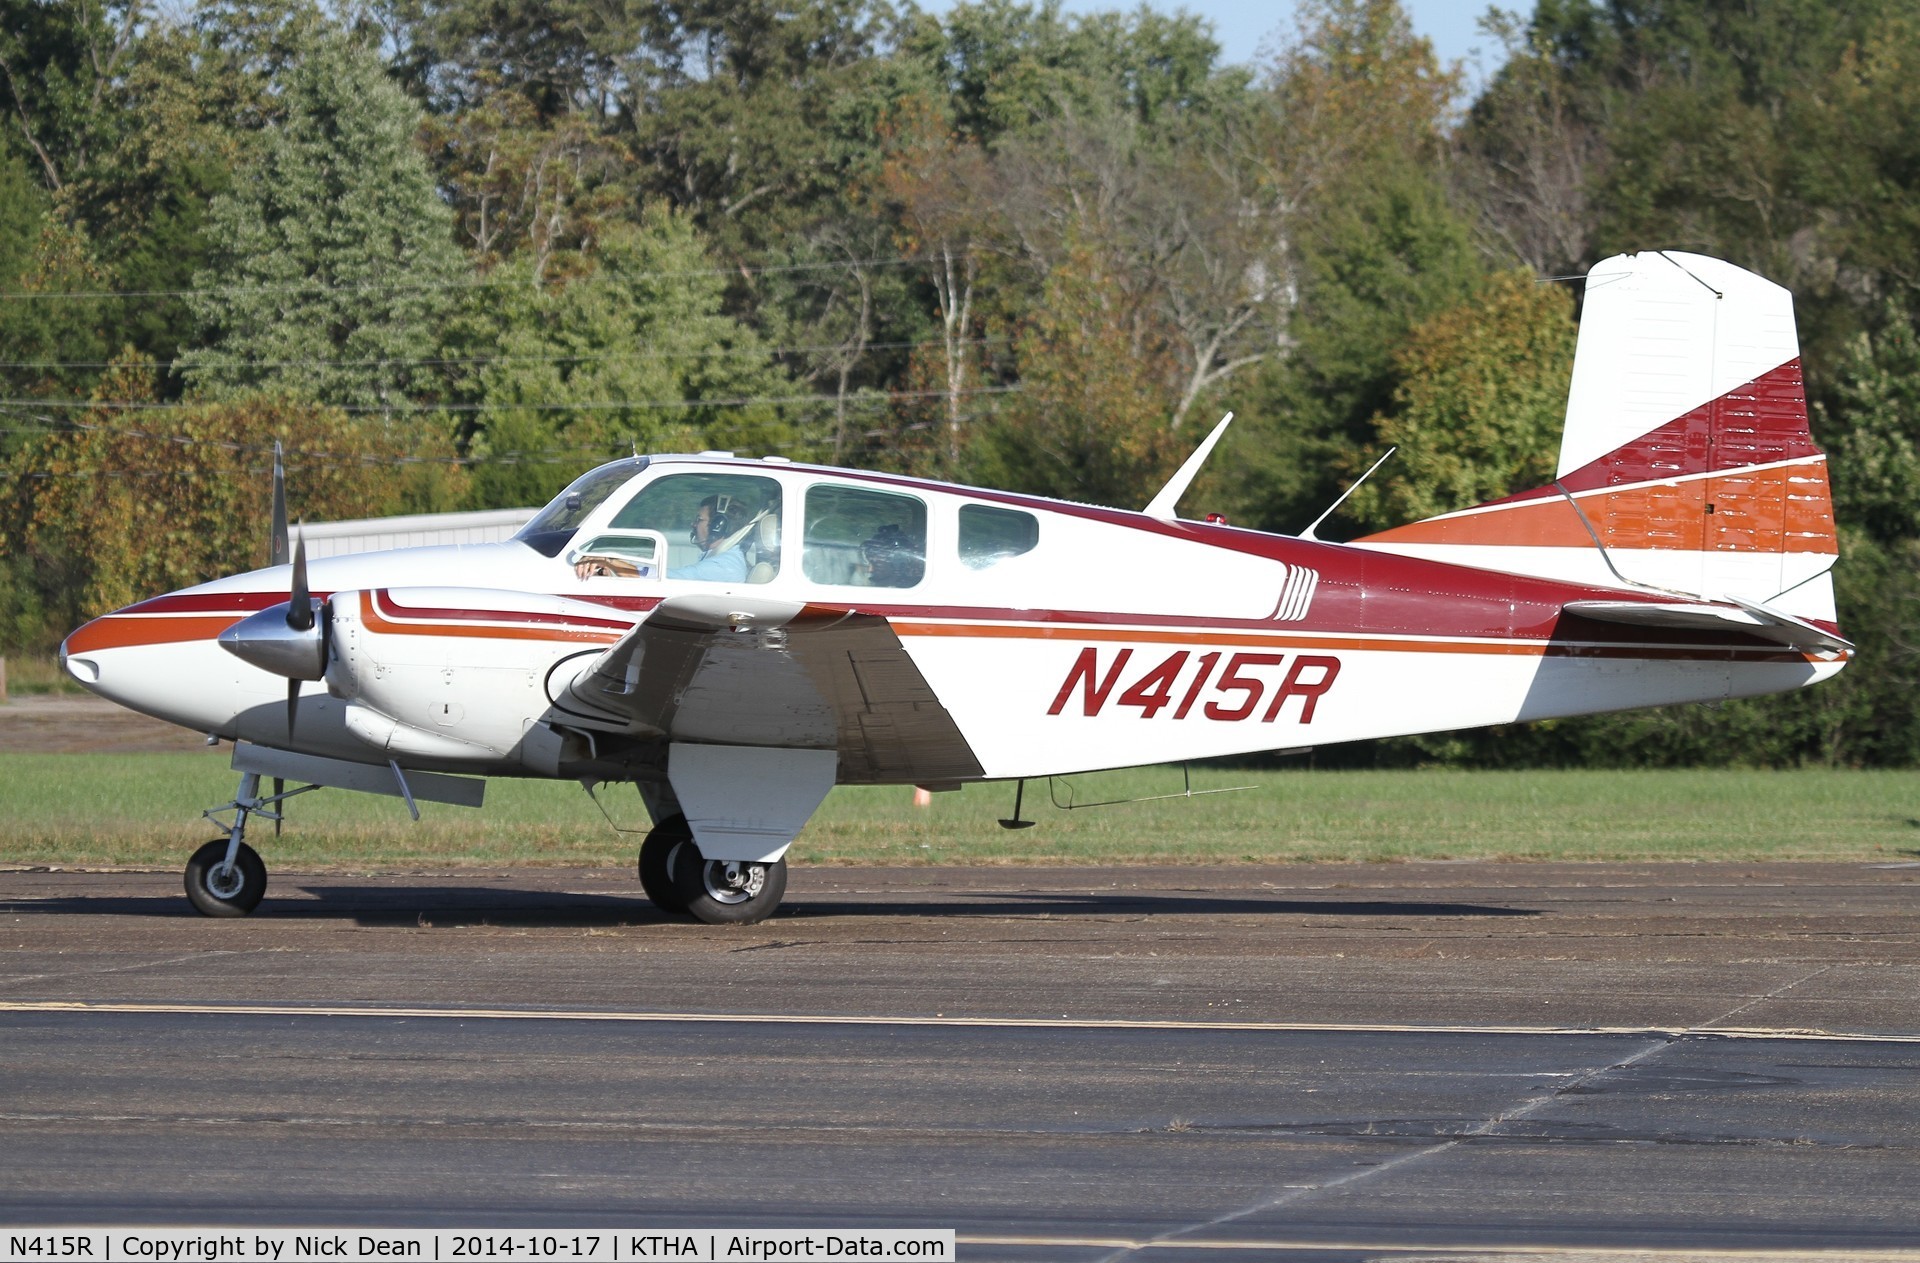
[2, 861, 1918, 1260]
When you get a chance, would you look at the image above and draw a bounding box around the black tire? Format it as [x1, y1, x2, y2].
[638, 815, 693, 914]
[184, 838, 267, 917]
[670, 836, 788, 926]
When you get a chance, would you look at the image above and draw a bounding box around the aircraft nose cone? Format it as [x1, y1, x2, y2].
[218, 601, 328, 680]
[59, 627, 104, 687]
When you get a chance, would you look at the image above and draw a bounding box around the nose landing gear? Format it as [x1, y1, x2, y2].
[186, 771, 318, 917]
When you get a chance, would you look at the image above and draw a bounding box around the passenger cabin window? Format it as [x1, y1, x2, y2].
[958, 504, 1039, 569]
[583, 472, 782, 584]
[804, 484, 927, 588]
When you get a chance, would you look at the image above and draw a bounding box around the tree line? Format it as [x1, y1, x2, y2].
[1, 0, 1916, 767]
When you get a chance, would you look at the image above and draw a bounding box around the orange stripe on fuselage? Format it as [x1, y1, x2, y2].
[63, 614, 243, 654]
[361, 592, 623, 644]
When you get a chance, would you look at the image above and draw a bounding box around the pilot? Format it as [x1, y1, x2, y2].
[573, 494, 751, 583]
[669, 494, 750, 582]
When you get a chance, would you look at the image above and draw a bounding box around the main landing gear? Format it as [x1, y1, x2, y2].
[638, 814, 787, 926]
[185, 771, 317, 917]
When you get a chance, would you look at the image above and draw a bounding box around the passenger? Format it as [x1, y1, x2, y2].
[862, 523, 924, 588]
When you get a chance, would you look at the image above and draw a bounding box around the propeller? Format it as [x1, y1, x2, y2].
[218, 447, 331, 739]
[269, 441, 290, 568]
[285, 527, 313, 735]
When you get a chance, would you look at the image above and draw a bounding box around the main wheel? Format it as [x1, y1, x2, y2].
[184, 838, 267, 917]
[638, 815, 693, 914]
[670, 838, 788, 926]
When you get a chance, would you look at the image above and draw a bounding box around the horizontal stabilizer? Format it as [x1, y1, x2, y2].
[1563, 598, 1852, 654]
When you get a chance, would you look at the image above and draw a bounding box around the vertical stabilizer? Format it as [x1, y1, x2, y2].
[1354, 251, 1839, 624]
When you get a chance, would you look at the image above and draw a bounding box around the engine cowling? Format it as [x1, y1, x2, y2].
[323, 587, 634, 769]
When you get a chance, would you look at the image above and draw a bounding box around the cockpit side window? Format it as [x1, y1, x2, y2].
[804, 484, 927, 588]
[608, 472, 783, 583]
[515, 458, 649, 557]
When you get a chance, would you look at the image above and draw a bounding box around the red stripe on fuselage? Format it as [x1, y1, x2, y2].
[371, 589, 635, 630]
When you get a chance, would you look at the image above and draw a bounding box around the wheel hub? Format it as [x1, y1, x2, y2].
[703, 860, 765, 904]
[206, 862, 245, 900]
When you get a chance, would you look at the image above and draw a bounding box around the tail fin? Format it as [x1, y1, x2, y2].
[1354, 251, 1839, 624]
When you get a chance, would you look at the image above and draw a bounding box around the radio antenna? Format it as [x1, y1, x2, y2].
[1300, 446, 1396, 541]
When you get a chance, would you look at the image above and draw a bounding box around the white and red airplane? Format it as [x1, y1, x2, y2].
[62, 251, 1850, 922]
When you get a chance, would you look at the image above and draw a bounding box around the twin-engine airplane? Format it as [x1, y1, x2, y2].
[62, 251, 1851, 922]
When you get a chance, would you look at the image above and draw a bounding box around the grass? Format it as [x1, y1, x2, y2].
[0, 754, 1915, 869]
[0, 653, 84, 697]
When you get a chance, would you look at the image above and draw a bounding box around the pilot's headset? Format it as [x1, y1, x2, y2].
[692, 493, 734, 544]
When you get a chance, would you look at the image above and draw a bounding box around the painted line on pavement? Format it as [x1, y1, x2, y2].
[1, 999, 1916, 1045]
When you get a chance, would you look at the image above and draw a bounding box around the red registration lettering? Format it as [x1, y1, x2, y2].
[1262, 654, 1341, 723]
[1047, 647, 1134, 716]
[1203, 653, 1284, 721]
[1116, 651, 1189, 718]
[1047, 647, 1340, 722]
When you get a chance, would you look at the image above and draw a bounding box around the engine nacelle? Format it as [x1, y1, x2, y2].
[324, 587, 635, 769]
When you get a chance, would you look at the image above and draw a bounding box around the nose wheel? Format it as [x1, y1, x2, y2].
[184, 838, 268, 917]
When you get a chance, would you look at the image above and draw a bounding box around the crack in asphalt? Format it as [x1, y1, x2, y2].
[1102, 1034, 1685, 1261]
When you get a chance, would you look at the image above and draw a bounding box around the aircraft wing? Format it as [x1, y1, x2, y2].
[1562, 597, 1853, 654]
[559, 594, 984, 784]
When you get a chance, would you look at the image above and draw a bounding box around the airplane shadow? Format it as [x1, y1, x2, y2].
[1, 884, 1537, 926]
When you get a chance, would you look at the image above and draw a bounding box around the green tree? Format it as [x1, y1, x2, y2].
[449, 212, 796, 509]
[1821, 305, 1920, 544]
[179, 27, 466, 411]
[0, 0, 139, 195]
[968, 239, 1179, 508]
[1227, 0, 1485, 536]
[1347, 270, 1576, 530]
[3, 357, 447, 632]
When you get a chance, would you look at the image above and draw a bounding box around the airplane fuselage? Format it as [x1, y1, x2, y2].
[63, 454, 1847, 789]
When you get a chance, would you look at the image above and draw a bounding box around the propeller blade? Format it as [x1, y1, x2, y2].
[286, 678, 300, 740]
[273, 776, 284, 837]
[287, 527, 314, 632]
[269, 441, 289, 568]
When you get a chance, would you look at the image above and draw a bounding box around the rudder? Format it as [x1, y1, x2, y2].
[1355, 251, 1839, 624]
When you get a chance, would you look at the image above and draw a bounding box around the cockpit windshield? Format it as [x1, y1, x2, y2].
[515, 458, 649, 557]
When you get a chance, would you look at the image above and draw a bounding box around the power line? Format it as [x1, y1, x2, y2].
[0, 384, 1024, 415]
[0, 402, 1009, 471]
[0, 335, 1008, 374]
[0, 252, 964, 302]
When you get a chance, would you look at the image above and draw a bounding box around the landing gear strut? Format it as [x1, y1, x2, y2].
[186, 771, 317, 917]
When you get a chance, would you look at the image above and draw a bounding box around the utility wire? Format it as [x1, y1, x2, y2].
[0, 335, 1008, 373]
[0, 405, 1001, 472]
[0, 252, 966, 302]
[0, 384, 1024, 415]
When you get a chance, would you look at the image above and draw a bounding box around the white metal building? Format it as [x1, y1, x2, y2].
[302, 507, 537, 559]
